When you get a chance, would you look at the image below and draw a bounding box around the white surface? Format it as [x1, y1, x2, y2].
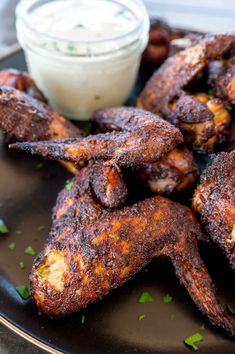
[145, 0, 235, 32]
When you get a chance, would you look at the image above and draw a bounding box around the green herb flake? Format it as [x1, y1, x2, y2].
[24, 246, 36, 256]
[16, 230, 23, 235]
[94, 95, 101, 100]
[226, 304, 235, 316]
[66, 181, 73, 191]
[184, 333, 203, 351]
[35, 162, 44, 170]
[108, 234, 116, 239]
[16, 285, 31, 300]
[138, 314, 145, 321]
[38, 266, 48, 280]
[144, 268, 149, 273]
[37, 225, 45, 232]
[138, 291, 153, 304]
[67, 43, 76, 52]
[163, 294, 173, 304]
[200, 324, 205, 330]
[170, 314, 175, 321]
[81, 315, 86, 324]
[8, 242, 16, 251]
[208, 88, 215, 98]
[19, 261, 25, 269]
[0, 219, 9, 234]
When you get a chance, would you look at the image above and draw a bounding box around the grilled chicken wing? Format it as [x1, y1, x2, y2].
[0, 68, 47, 103]
[30, 168, 235, 336]
[192, 150, 235, 269]
[0, 86, 127, 208]
[0, 86, 81, 141]
[93, 108, 199, 194]
[138, 146, 199, 195]
[10, 107, 183, 167]
[137, 34, 235, 153]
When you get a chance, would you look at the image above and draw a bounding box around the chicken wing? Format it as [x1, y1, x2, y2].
[0, 86, 128, 208]
[10, 107, 183, 167]
[29, 168, 235, 336]
[93, 108, 199, 194]
[192, 150, 235, 269]
[138, 146, 199, 195]
[0, 68, 47, 103]
[137, 34, 235, 153]
[213, 54, 235, 105]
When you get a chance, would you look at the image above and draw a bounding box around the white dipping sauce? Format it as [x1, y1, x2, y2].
[16, 0, 149, 120]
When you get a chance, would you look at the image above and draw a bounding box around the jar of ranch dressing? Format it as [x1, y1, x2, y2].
[16, 0, 150, 120]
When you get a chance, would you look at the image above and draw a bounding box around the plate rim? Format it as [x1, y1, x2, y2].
[0, 315, 62, 354]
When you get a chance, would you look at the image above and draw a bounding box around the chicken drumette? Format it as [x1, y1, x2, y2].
[193, 150, 235, 269]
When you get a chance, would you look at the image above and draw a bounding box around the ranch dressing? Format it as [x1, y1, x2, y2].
[16, 0, 149, 120]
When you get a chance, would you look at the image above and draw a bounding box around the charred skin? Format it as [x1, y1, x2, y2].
[0, 86, 81, 141]
[213, 55, 235, 105]
[175, 93, 231, 153]
[193, 150, 235, 269]
[0, 68, 47, 103]
[10, 107, 183, 167]
[138, 146, 199, 195]
[93, 111, 199, 194]
[30, 175, 235, 335]
[137, 34, 235, 153]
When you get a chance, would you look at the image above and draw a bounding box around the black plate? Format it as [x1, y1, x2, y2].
[0, 50, 235, 354]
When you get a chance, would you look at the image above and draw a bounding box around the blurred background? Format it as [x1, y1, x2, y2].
[0, 0, 235, 58]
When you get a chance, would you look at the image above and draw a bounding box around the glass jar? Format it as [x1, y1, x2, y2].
[16, 0, 150, 120]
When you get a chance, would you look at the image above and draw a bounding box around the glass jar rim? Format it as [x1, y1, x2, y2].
[16, 0, 149, 46]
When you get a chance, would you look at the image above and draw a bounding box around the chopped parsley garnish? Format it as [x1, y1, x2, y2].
[16, 230, 23, 235]
[37, 225, 45, 231]
[35, 162, 44, 170]
[16, 285, 31, 300]
[184, 333, 204, 351]
[0, 219, 9, 234]
[138, 314, 145, 321]
[138, 291, 153, 303]
[170, 314, 175, 321]
[24, 246, 36, 256]
[108, 234, 116, 239]
[67, 43, 76, 52]
[163, 294, 173, 304]
[19, 261, 25, 269]
[38, 266, 48, 280]
[8, 242, 16, 251]
[94, 95, 101, 100]
[226, 304, 235, 316]
[75, 23, 84, 28]
[81, 315, 86, 324]
[207, 88, 215, 98]
[66, 181, 73, 190]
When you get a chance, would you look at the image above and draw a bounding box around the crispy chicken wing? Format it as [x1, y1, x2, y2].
[29, 168, 235, 336]
[192, 150, 235, 269]
[93, 108, 199, 194]
[0, 68, 47, 103]
[138, 146, 199, 195]
[10, 107, 183, 167]
[0, 86, 81, 141]
[0, 86, 128, 208]
[137, 34, 235, 153]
